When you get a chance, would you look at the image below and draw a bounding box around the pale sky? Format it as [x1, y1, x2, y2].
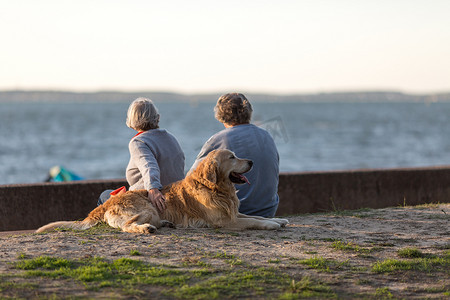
[1, 0, 450, 94]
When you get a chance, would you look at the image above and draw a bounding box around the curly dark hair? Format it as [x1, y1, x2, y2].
[214, 93, 253, 125]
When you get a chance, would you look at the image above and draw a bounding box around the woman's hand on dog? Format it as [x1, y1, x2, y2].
[148, 188, 166, 213]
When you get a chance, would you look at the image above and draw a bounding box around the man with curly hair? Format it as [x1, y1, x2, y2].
[191, 93, 280, 217]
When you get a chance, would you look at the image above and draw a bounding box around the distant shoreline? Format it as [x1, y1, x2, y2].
[1, 90, 450, 103]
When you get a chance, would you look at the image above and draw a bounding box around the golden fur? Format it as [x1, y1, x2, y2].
[36, 149, 288, 234]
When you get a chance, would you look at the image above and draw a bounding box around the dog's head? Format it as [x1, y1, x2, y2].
[193, 149, 253, 187]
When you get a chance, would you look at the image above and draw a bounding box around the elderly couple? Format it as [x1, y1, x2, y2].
[98, 93, 280, 217]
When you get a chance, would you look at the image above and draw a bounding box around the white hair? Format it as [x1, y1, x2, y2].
[126, 97, 160, 131]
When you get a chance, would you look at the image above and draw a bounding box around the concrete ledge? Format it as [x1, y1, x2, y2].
[277, 166, 450, 215]
[0, 179, 128, 231]
[1, 166, 449, 231]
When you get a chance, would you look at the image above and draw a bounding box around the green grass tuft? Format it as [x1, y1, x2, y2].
[279, 276, 336, 299]
[372, 254, 449, 273]
[298, 256, 348, 273]
[171, 267, 289, 299]
[375, 287, 394, 298]
[10, 255, 336, 299]
[13, 255, 188, 293]
[397, 247, 424, 258]
[16, 252, 28, 260]
[15, 256, 73, 270]
[129, 249, 141, 256]
[330, 240, 372, 253]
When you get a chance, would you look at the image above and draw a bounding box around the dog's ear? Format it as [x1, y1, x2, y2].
[194, 156, 218, 185]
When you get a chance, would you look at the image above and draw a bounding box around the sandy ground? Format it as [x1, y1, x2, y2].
[0, 203, 449, 298]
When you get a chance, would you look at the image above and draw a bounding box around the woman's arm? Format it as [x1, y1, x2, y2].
[129, 139, 162, 190]
[130, 139, 167, 212]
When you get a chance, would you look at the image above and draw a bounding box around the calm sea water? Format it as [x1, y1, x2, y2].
[1, 101, 449, 184]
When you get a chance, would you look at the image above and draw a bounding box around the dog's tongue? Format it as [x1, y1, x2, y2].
[238, 173, 251, 185]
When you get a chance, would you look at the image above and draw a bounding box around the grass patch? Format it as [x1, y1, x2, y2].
[397, 247, 424, 258]
[16, 252, 29, 260]
[279, 276, 336, 299]
[14, 256, 188, 292]
[15, 256, 73, 270]
[372, 254, 449, 273]
[375, 287, 394, 298]
[172, 267, 336, 299]
[412, 202, 441, 209]
[356, 278, 372, 285]
[129, 249, 141, 256]
[12, 255, 328, 299]
[0, 279, 38, 293]
[435, 243, 450, 250]
[321, 238, 340, 242]
[330, 241, 372, 253]
[226, 258, 243, 266]
[205, 251, 235, 260]
[202, 250, 243, 266]
[182, 256, 212, 268]
[173, 267, 284, 299]
[298, 256, 348, 273]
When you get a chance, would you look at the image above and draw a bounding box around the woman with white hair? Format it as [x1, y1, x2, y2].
[98, 97, 185, 212]
[190, 93, 280, 217]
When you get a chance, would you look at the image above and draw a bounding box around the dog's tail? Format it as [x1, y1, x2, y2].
[36, 200, 109, 233]
[35, 217, 99, 233]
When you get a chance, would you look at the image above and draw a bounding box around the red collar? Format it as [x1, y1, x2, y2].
[133, 131, 144, 138]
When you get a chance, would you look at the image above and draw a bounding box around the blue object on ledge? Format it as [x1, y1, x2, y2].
[46, 166, 84, 182]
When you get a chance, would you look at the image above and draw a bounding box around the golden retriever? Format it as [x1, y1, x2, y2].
[36, 149, 288, 234]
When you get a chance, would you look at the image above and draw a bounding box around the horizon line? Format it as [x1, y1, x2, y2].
[1, 88, 450, 96]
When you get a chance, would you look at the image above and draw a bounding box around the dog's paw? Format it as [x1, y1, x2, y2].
[140, 224, 157, 234]
[270, 218, 289, 227]
[262, 221, 281, 230]
[160, 220, 176, 228]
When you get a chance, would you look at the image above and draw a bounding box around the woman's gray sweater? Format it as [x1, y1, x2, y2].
[126, 129, 185, 191]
